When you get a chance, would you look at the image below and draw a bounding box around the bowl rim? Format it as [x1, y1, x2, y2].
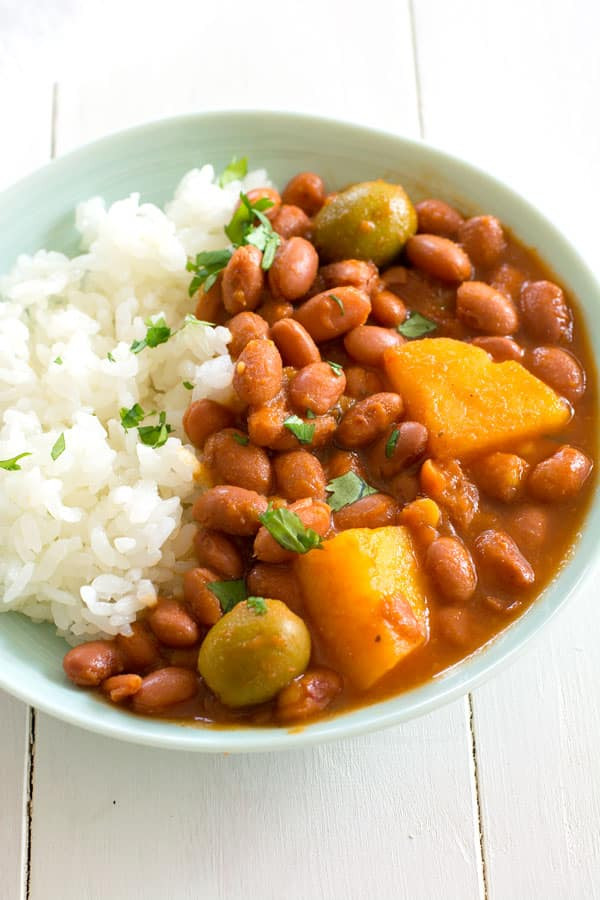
[1, 108, 599, 752]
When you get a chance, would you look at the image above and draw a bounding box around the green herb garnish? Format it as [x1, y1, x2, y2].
[259, 504, 323, 554]
[137, 411, 172, 449]
[53, 356, 63, 365]
[330, 294, 345, 315]
[207, 579, 247, 613]
[186, 249, 233, 297]
[306, 409, 316, 419]
[130, 317, 172, 354]
[246, 596, 268, 615]
[50, 433, 66, 461]
[225, 192, 274, 245]
[397, 311, 437, 339]
[183, 381, 194, 391]
[327, 360, 344, 377]
[283, 415, 315, 445]
[120, 403, 146, 430]
[232, 433, 249, 446]
[218, 156, 248, 188]
[107, 351, 116, 362]
[385, 428, 400, 459]
[325, 471, 377, 512]
[0, 452, 31, 471]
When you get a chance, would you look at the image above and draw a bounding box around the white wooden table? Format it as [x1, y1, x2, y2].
[1, 2, 599, 897]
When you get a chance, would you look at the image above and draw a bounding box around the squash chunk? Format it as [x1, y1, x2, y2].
[384, 337, 571, 459]
[294, 527, 428, 689]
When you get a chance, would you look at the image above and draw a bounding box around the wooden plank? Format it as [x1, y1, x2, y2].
[0, 695, 29, 900]
[27, 3, 482, 897]
[30, 702, 481, 900]
[413, 0, 600, 895]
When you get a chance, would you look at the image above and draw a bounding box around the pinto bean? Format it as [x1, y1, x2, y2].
[528, 446, 593, 501]
[277, 668, 343, 723]
[183, 566, 222, 625]
[324, 449, 364, 481]
[270, 318, 320, 367]
[436, 608, 475, 648]
[456, 281, 519, 334]
[336, 392, 403, 448]
[289, 361, 346, 415]
[344, 325, 404, 367]
[405, 234, 472, 282]
[415, 198, 464, 238]
[248, 400, 336, 451]
[474, 529, 535, 590]
[204, 428, 272, 494]
[192, 485, 268, 535]
[148, 598, 200, 648]
[344, 366, 385, 399]
[380, 266, 408, 289]
[281, 172, 326, 215]
[193, 529, 244, 579]
[368, 421, 428, 479]
[132, 667, 198, 713]
[520, 280, 573, 343]
[233, 339, 283, 406]
[274, 450, 327, 501]
[509, 505, 549, 557]
[270, 204, 311, 239]
[528, 347, 586, 403]
[245, 186, 281, 219]
[226, 311, 269, 358]
[470, 452, 529, 502]
[333, 493, 399, 530]
[268, 237, 319, 301]
[256, 296, 294, 325]
[63, 640, 124, 687]
[246, 563, 305, 616]
[490, 263, 526, 300]
[319, 259, 378, 293]
[116, 622, 163, 673]
[101, 673, 142, 703]
[420, 458, 479, 530]
[458, 215, 506, 268]
[370, 288, 407, 327]
[295, 286, 371, 342]
[425, 537, 477, 603]
[194, 278, 225, 323]
[183, 398, 234, 449]
[222, 244, 264, 315]
[254, 498, 331, 563]
[471, 336, 524, 361]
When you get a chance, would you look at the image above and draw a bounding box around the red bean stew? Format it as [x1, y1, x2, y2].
[64, 171, 597, 727]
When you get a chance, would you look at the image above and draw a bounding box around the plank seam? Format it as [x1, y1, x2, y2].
[468, 694, 489, 900]
[24, 708, 36, 900]
[408, 0, 425, 139]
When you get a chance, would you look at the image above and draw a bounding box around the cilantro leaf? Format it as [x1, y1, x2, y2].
[283, 415, 315, 445]
[232, 432, 249, 446]
[385, 428, 400, 459]
[218, 156, 248, 188]
[50, 433, 66, 461]
[259, 504, 323, 554]
[107, 351, 116, 362]
[246, 596, 267, 615]
[186, 249, 233, 297]
[0, 452, 31, 471]
[327, 360, 344, 377]
[305, 409, 316, 419]
[183, 381, 194, 390]
[223, 192, 280, 269]
[330, 294, 345, 315]
[261, 232, 280, 270]
[207, 579, 247, 613]
[120, 403, 146, 430]
[53, 356, 63, 365]
[325, 471, 377, 512]
[130, 317, 172, 354]
[137, 411, 173, 449]
[397, 311, 437, 339]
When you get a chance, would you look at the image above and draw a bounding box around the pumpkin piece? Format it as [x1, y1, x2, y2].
[294, 526, 428, 689]
[384, 338, 571, 459]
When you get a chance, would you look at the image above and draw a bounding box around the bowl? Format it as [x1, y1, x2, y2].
[1, 110, 599, 752]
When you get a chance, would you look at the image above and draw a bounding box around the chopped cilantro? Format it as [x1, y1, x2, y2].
[218, 156, 248, 188]
[50, 433, 66, 461]
[232, 432, 249, 446]
[327, 360, 344, 377]
[186, 249, 233, 297]
[305, 409, 316, 419]
[330, 294, 345, 315]
[183, 381, 194, 391]
[259, 504, 323, 554]
[137, 411, 172, 449]
[120, 403, 146, 430]
[397, 311, 437, 339]
[0, 452, 31, 471]
[107, 351, 116, 362]
[385, 428, 400, 459]
[325, 471, 377, 512]
[207, 579, 247, 613]
[130, 317, 172, 354]
[53, 356, 63, 365]
[283, 415, 315, 445]
[246, 596, 268, 615]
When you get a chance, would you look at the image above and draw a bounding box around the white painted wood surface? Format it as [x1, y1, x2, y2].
[0, 1, 599, 897]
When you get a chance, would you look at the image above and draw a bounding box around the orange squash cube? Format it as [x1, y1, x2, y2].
[294, 526, 428, 689]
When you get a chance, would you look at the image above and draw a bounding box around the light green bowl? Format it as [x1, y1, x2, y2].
[1, 111, 599, 752]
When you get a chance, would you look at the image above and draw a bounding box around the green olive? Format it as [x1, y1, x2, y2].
[197, 599, 311, 708]
[312, 180, 417, 266]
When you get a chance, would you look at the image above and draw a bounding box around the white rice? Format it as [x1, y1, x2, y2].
[0, 163, 270, 640]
